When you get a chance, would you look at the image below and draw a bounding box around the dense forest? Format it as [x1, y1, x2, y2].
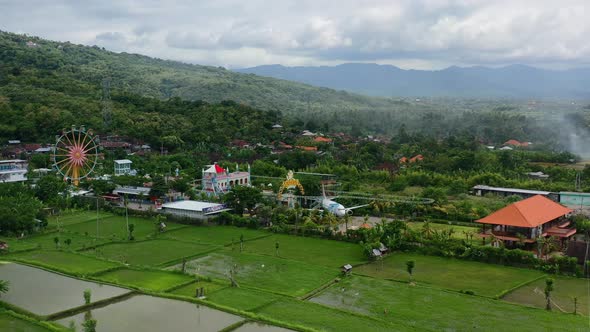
[2, 30, 589, 142]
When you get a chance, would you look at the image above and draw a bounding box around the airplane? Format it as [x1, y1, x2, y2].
[320, 186, 370, 218]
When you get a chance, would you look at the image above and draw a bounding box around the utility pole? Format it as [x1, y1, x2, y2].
[96, 196, 100, 240]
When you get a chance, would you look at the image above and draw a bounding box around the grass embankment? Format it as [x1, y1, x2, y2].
[310, 276, 590, 331]
[88, 239, 218, 266]
[168, 279, 227, 298]
[94, 268, 194, 292]
[181, 252, 337, 297]
[162, 226, 270, 245]
[206, 287, 284, 311]
[256, 299, 400, 332]
[355, 252, 544, 298]
[0, 311, 64, 332]
[503, 275, 590, 315]
[63, 215, 185, 240]
[241, 233, 366, 268]
[7, 250, 120, 275]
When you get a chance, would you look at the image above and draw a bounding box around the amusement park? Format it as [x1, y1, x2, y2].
[41, 125, 434, 227]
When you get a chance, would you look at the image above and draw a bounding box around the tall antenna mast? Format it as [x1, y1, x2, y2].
[102, 77, 112, 132]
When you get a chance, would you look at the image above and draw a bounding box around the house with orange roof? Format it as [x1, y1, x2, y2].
[476, 195, 575, 248]
[409, 154, 424, 163]
[503, 139, 530, 147]
[313, 136, 333, 143]
[296, 146, 318, 152]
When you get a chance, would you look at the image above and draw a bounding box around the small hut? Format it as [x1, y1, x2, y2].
[341, 264, 353, 276]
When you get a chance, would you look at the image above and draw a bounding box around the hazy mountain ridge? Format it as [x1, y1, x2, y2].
[0, 31, 410, 115]
[235, 63, 590, 99]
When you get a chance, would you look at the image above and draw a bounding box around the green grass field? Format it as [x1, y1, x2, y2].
[89, 239, 218, 266]
[63, 215, 185, 241]
[0, 312, 55, 332]
[168, 280, 227, 298]
[48, 210, 114, 227]
[256, 299, 399, 332]
[95, 269, 193, 292]
[179, 252, 337, 297]
[406, 222, 479, 240]
[7, 250, 119, 275]
[1, 232, 109, 252]
[355, 252, 544, 297]
[310, 276, 590, 331]
[205, 287, 283, 311]
[161, 225, 269, 245]
[503, 276, 590, 315]
[241, 233, 367, 268]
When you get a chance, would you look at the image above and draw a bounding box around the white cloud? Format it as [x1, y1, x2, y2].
[0, 0, 588, 68]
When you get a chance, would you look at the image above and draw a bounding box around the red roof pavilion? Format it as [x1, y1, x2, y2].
[477, 195, 572, 228]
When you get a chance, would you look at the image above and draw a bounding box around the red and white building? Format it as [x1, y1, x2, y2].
[201, 163, 251, 195]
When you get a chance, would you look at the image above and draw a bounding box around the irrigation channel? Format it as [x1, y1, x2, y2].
[0, 262, 291, 331]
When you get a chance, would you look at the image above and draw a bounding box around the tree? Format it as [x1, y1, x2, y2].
[34, 175, 67, 202]
[128, 223, 135, 240]
[53, 236, 60, 249]
[406, 260, 415, 283]
[0, 279, 9, 297]
[0, 184, 43, 234]
[82, 318, 97, 332]
[240, 234, 244, 252]
[83, 289, 92, 304]
[275, 241, 280, 257]
[149, 175, 169, 198]
[65, 238, 72, 248]
[171, 178, 191, 196]
[223, 186, 263, 215]
[544, 278, 554, 310]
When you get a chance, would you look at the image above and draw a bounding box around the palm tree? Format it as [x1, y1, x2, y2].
[0, 280, 9, 297]
[344, 213, 351, 232]
[544, 278, 554, 310]
[406, 260, 415, 283]
[421, 222, 434, 239]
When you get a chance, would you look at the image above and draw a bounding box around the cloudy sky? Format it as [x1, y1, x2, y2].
[1, 0, 588, 69]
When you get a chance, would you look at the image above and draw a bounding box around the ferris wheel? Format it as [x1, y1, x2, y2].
[52, 126, 100, 186]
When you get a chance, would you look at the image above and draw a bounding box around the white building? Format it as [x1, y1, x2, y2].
[0, 159, 28, 183]
[114, 159, 134, 176]
[112, 186, 151, 200]
[160, 200, 231, 220]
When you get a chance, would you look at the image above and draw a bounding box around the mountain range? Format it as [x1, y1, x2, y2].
[0, 31, 410, 116]
[235, 63, 590, 99]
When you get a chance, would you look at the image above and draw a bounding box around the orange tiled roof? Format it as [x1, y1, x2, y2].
[476, 195, 572, 228]
[410, 154, 424, 162]
[296, 146, 318, 151]
[504, 139, 522, 146]
[314, 136, 333, 143]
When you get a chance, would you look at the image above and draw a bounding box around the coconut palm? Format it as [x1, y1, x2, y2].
[544, 278, 554, 310]
[0, 280, 9, 297]
[421, 222, 434, 239]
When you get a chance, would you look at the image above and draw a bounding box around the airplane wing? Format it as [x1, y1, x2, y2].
[346, 204, 371, 210]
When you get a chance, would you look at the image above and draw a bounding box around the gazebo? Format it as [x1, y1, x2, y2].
[477, 195, 575, 247]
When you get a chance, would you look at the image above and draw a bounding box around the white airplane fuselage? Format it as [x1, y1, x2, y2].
[322, 198, 352, 218]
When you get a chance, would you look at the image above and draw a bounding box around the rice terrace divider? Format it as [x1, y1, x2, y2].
[2, 210, 588, 331]
[0, 310, 64, 332]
